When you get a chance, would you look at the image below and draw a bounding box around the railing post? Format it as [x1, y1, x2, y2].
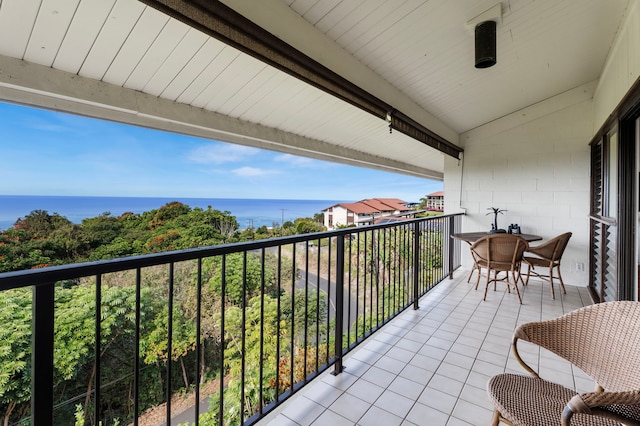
[95, 275, 102, 425]
[333, 234, 345, 375]
[413, 221, 420, 310]
[32, 283, 55, 425]
[448, 216, 455, 279]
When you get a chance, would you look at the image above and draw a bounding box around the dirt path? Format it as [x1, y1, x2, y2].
[133, 380, 219, 426]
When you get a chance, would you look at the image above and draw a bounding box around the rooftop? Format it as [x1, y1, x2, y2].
[324, 198, 412, 215]
[426, 191, 445, 198]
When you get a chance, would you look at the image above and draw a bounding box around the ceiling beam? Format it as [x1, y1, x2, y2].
[138, 0, 463, 160]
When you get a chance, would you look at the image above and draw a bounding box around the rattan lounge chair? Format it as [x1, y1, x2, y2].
[524, 232, 572, 299]
[470, 234, 528, 304]
[487, 301, 640, 425]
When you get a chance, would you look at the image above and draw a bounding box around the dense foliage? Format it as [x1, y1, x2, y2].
[0, 203, 329, 425]
[0, 203, 326, 273]
[0, 203, 443, 425]
[0, 203, 234, 272]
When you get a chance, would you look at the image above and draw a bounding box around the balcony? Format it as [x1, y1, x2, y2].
[0, 213, 471, 425]
[263, 268, 592, 426]
[0, 1, 637, 423]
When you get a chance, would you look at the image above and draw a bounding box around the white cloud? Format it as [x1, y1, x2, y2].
[28, 121, 70, 133]
[187, 143, 261, 164]
[274, 154, 327, 168]
[231, 166, 280, 177]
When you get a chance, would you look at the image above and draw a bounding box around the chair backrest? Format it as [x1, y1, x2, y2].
[515, 301, 640, 391]
[470, 234, 528, 271]
[530, 232, 572, 261]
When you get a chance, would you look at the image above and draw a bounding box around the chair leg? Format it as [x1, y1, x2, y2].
[475, 267, 482, 290]
[492, 409, 513, 426]
[483, 271, 491, 301]
[491, 409, 501, 426]
[556, 264, 567, 294]
[467, 264, 477, 283]
[516, 265, 526, 286]
[513, 276, 523, 304]
[525, 263, 532, 285]
[549, 266, 556, 299]
[509, 271, 523, 304]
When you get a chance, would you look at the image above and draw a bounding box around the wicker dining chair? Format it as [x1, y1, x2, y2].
[469, 234, 528, 304]
[524, 232, 572, 299]
[487, 301, 640, 426]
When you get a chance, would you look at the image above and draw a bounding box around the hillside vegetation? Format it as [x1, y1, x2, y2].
[0, 202, 325, 425]
[0, 201, 325, 273]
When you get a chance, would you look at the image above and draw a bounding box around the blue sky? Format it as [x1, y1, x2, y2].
[0, 101, 442, 202]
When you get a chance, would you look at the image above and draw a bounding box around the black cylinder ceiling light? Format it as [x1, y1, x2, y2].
[467, 3, 501, 69]
[475, 20, 497, 68]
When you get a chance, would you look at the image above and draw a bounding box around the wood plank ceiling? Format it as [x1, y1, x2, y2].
[0, 0, 630, 181]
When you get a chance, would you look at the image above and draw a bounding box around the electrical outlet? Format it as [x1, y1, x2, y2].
[576, 262, 584, 272]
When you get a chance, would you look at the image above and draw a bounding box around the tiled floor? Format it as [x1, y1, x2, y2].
[263, 270, 594, 426]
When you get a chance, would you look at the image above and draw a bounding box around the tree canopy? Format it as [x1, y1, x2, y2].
[0, 203, 239, 272]
[0, 202, 328, 273]
[0, 202, 330, 425]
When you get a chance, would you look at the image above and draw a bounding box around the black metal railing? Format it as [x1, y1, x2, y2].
[0, 213, 462, 425]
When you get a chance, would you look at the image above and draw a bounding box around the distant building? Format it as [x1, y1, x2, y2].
[321, 198, 415, 229]
[423, 191, 444, 211]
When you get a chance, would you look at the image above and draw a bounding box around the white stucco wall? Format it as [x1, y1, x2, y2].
[324, 206, 349, 229]
[444, 83, 595, 287]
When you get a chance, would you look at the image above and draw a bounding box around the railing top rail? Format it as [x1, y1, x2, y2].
[0, 213, 463, 290]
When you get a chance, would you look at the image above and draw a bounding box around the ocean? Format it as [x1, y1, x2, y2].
[0, 195, 344, 231]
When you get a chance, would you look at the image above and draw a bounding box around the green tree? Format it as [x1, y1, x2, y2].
[206, 253, 275, 305]
[147, 202, 191, 230]
[201, 296, 280, 425]
[293, 218, 324, 234]
[139, 302, 196, 389]
[145, 230, 182, 253]
[0, 289, 31, 426]
[54, 284, 145, 422]
[199, 288, 327, 425]
[0, 284, 164, 425]
[0, 201, 347, 423]
[0, 238, 54, 271]
[81, 213, 124, 250]
[13, 210, 71, 239]
[0, 211, 80, 271]
[168, 207, 239, 247]
[86, 237, 139, 261]
[252, 225, 272, 240]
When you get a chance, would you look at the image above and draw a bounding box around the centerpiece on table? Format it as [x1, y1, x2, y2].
[487, 207, 507, 233]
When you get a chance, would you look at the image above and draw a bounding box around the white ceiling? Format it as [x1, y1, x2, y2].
[0, 0, 630, 180]
[259, 0, 628, 133]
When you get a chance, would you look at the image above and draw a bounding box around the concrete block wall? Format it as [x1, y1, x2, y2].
[444, 82, 595, 287]
[444, 0, 640, 290]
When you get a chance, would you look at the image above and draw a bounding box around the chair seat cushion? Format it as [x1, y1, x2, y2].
[523, 256, 554, 267]
[487, 373, 619, 426]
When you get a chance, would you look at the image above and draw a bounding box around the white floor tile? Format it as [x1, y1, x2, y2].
[358, 405, 403, 426]
[259, 272, 590, 426]
[328, 393, 371, 423]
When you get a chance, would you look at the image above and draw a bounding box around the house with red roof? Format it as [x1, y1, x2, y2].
[321, 198, 414, 229]
[422, 191, 444, 211]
